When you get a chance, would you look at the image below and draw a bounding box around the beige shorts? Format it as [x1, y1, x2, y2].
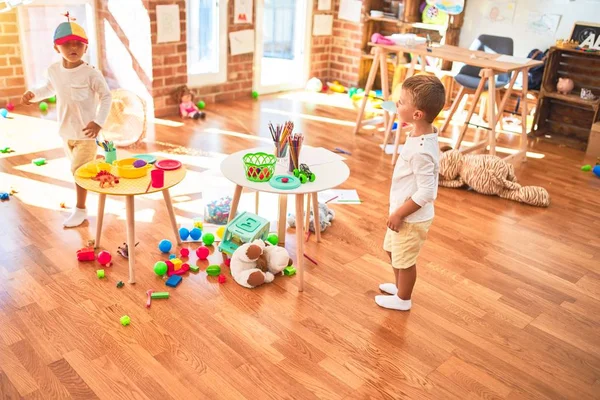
[383, 219, 433, 269]
[64, 139, 97, 174]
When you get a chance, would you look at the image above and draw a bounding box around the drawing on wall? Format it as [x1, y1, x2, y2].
[234, 0, 253, 24]
[483, 1, 516, 24]
[426, 0, 465, 15]
[526, 12, 562, 35]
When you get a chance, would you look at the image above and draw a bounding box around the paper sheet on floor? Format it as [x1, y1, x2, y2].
[300, 147, 346, 166]
[318, 189, 361, 204]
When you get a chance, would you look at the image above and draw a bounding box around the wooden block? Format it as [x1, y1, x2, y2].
[172, 258, 182, 271]
[165, 275, 182, 287]
[151, 292, 169, 299]
[189, 264, 200, 272]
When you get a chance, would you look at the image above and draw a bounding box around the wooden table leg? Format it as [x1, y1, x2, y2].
[295, 194, 305, 292]
[353, 48, 381, 135]
[379, 49, 391, 129]
[162, 189, 181, 245]
[496, 72, 518, 139]
[95, 194, 106, 248]
[277, 194, 287, 246]
[125, 195, 136, 284]
[456, 71, 487, 150]
[311, 192, 321, 243]
[228, 185, 243, 223]
[382, 113, 395, 149]
[487, 70, 497, 156]
[520, 68, 529, 162]
[305, 194, 311, 233]
[255, 191, 259, 214]
[408, 55, 416, 78]
[440, 86, 465, 133]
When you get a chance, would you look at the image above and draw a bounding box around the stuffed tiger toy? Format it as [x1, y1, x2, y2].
[439, 149, 550, 207]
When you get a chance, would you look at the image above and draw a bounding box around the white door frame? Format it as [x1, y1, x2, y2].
[253, 0, 313, 95]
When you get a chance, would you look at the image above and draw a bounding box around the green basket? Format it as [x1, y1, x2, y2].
[243, 152, 276, 182]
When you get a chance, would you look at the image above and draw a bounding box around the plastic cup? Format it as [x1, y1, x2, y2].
[151, 169, 164, 188]
[105, 149, 117, 164]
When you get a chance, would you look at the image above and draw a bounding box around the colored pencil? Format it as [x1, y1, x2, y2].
[303, 253, 318, 265]
[325, 195, 338, 203]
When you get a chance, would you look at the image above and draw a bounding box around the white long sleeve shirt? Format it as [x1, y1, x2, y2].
[31, 62, 111, 140]
[389, 131, 439, 223]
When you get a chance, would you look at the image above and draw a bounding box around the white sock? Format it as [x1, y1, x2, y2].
[375, 294, 412, 311]
[379, 283, 398, 295]
[63, 207, 87, 228]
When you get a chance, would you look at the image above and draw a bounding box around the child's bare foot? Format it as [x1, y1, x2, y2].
[375, 295, 412, 311]
[379, 283, 398, 295]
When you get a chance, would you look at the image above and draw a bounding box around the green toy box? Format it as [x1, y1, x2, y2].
[218, 211, 270, 256]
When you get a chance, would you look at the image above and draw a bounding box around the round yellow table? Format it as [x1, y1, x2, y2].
[74, 160, 186, 283]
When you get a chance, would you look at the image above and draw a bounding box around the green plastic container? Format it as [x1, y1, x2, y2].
[243, 152, 276, 182]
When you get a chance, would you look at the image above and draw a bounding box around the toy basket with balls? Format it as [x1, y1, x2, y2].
[243, 152, 275, 182]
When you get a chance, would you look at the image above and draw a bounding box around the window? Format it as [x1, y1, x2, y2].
[187, 0, 227, 86]
[263, 0, 295, 60]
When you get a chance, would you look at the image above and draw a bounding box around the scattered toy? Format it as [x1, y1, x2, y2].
[196, 246, 209, 260]
[97, 250, 112, 266]
[0, 108, 8, 118]
[202, 233, 215, 246]
[39, 101, 48, 112]
[60, 202, 67, 208]
[0, 192, 9, 201]
[117, 242, 138, 258]
[87, 239, 96, 248]
[0, 147, 14, 153]
[6, 102, 14, 111]
[218, 274, 226, 284]
[154, 261, 168, 276]
[76, 247, 95, 261]
[283, 266, 296, 276]
[146, 289, 154, 308]
[207, 265, 221, 276]
[179, 227, 190, 240]
[582, 164, 592, 171]
[189, 264, 200, 272]
[158, 239, 172, 253]
[120, 315, 131, 326]
[151, 292, 169, 299]
[189, 227, 202, 241]
[116, 281, 124, 288]
[32, 158, 46, 166]
[180, 248, 190, 257]
[97, 269, 105, 279]
[165, 275, 182, 287]
[92, 170, 119, 188]
[169, 254, 176, 260]
[266, 234, 278, 246]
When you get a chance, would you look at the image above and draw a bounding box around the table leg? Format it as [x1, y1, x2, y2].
[311, 192, 321, 243]
[295, 194, 305, 292]
[487, 70, 497, 156]
[228, 185, 243, 223]
[305, 194, 311, 233]
[95, 194, 106, 248]
[496, 72, 518, 139]
[408, 55, 416, 78]
[382, 113, 395, 149]
[125, 195, 136, 284]
[520, 68, 529, 162]
[162, 189, 181, 245]
[353, 48, 381, 135]
[379, 49, 391, 129]
[277, 194, 287, 246]
[255, 191, 259, 214]
[456, 71, 487, 151]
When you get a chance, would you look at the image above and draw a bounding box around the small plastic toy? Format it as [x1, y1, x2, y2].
[146, 289, 153, 308]
[189, 264, 200, 272]
[0, 147, 14, 154]
[92, 170, 119, 188]
[133, 159, 147, 168]
[189, 227, 202, 241]
[196, 246, 210, 260]
[218, 211, 270, 256]
[224, 258, 231, 267]
[87, 239, 96, 248]
[169, 254, 176, 260]
[216, 226, 225, 239]
[167, 262, 189, 276]
[151, 292, 169, 299]
[202, 233, 215, 246]
[179, 227, 190, 240]
[0, 192, 9, 201]
[267, 234, 278, 246]
[196, 100, 206, 109]
[76, 247, 95, 261]
[293, 163, 316, 184]
[158, 239, 172, 253]
[205, 197, 231, 225]
[180, 248, 190, 257]
[117, 242, 138, 258]
[218, 274, 226, 284]
[252, 90, 259, 99]
[120, 315, 131, 326]
[165, 275, 182, 287]
[171, 258, 183, 271]
[97, 269, 105, 278]
[32, 158, 46, 166]
[0, 108, 7, 118]
[283, 266, 296, 276]
[582, 164, 592, 171]
[97, 250, 112, 266]
[47, 96, 56, 104]
[206, 265, 221, 276]
[593, 165, 600, 178]
[154, 261, 168, 276]
[39, 102, 48, 112]
[116, 281, 124, 288]
[193, 218, 203, 230]
[6, 102, 14, 111]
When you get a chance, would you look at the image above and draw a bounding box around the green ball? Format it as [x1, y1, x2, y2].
[154, 261, 168, 276]
[47, 96, 56, 104]
[267, 234, 278, 246]
[39, 102, 48, 112]
[251, 91, 259, 99]
[196, 100, 206, 109]
[202, 233, 215, 246]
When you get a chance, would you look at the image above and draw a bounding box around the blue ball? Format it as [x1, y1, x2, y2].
[593, 165, 600, 178]
[169, 254, 176, 260]
[0, 108, 8, 118]
[0, 192, 9, 200]
[158, 239, 172, 253]
[179, 227, 190, 240]
[189, 227, 202, 240]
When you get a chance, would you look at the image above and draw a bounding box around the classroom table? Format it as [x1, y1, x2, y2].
[220, 147, 350, 291]
[355, 43, 543, 162]
[75, 161, 186, 284]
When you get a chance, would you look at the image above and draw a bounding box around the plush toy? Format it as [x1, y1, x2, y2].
[288, 202, 335, 232]
[173, 85, 206, 120]
[263, 242, 293, 275]
[439, 149, 550, 207]
[229, 239, 274, 288]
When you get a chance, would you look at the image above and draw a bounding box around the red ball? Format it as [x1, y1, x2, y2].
[196, 246, 209, 260]
[97, 250, 111, 265]
[218, 274, 226, 284]
[180, 248, 190, 257]
[6, 102, 14, 111]
[224, 258, 231, 267]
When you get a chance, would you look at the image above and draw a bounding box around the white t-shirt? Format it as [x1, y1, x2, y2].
[389, 131, 439, 223]
[31, 62, 111, 140]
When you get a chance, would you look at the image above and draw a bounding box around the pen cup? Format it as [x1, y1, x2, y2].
[105, 149, 117, 164]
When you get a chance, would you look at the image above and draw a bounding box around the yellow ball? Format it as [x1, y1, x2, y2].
[193, 219, 203, 230]
[216, 226, 225, 239]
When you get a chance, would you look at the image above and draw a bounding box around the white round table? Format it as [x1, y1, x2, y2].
[220, 146, 350, 291]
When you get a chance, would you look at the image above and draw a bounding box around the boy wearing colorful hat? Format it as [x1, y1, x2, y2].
[22, 19, 112, 228]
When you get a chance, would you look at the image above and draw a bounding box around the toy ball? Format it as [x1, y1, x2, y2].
[593, 165, 600, 178]
[193, 219, 203, 230]
[133, 159, 147, 168]
[267, 234, 278, 246]
[196, 246, 210, 260]
[216, 226, 225, 239]
[224, 258, 231, 267]
[158, 239, 172, 253]
[189, 227, 202, 241]
[97, 250, 112, 265]
[39, 102, 48, 112]
[6, 102, 14, 111]
[179, 227, 190, 240]
[251, 90, 259, 99]
[0, 108, 8, 118]
[197, 100, 206, 109]
[180, 248, 190, 257]
[305, 77, 323, 92]
[120, 315, 131, 326]
[202, 233, 215, 246]
[47, 96, 56, 104]
[169, 254, 176, 260]
[154, 261, 168, 276]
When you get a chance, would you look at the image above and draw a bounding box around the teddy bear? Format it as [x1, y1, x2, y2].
[439, 149, 550, 207]
[288, 202, 335, 232]
[230, 239, 274, 288]
[263, 242, 293, 275]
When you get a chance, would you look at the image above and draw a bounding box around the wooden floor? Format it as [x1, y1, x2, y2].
[1, 92, 599, 400]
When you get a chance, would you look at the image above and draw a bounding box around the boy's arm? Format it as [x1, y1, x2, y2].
[90, 71, 112, 127]
[28, 77, 56, 103]
[387, 153, 437, 231]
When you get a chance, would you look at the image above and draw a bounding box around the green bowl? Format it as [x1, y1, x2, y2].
[243, 152, 276, 182]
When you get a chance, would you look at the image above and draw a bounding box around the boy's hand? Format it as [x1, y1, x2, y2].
[83, 121, 102, 138]
[21, 91, 35, 105]
[387, 211, 404, 232]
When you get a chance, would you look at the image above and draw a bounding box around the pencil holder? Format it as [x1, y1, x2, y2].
[105, 149, 117, 164]
[274, 143, 288, 169]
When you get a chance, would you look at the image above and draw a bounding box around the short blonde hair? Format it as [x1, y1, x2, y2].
[402, 75, 445, 123]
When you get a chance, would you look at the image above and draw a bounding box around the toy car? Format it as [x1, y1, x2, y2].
[293, 163, 316, 184]
[76, 247, 95, 261]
